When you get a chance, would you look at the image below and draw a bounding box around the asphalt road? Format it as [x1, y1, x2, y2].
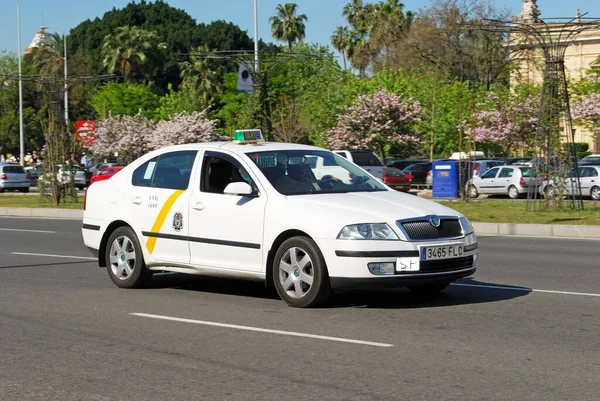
[0, 217, 598, 401]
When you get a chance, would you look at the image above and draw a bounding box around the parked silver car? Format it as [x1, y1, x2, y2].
[468, 165, 537, 199]
[540, 166, 600, 201]
[0, 162, 31, 193]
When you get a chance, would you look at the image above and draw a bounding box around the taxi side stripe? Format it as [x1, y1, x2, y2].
[142, 231, 261, 250]
[146, 190, 185, 254]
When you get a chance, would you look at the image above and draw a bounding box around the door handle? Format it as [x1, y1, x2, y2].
[132, 197, 143, 205]
[192, 202, 205, 211]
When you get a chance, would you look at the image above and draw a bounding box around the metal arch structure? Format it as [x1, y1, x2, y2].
[183, 49, 326, 141]
[482, 14, 600, 211]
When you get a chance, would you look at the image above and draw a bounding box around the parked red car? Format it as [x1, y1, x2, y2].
[382, 167, 412, 192]
[90, 166, 124, 184]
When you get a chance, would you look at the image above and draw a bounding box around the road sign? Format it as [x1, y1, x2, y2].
[76, 120, 96, 143]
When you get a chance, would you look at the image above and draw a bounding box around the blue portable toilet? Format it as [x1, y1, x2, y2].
[432, 160, 473, 198]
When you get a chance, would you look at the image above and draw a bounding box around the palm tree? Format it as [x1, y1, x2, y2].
[33, 32, 65, 76]
[269, 3, 308, 51]
[370, 0, 415, 68]
[101, 26, 166, 83]
[331, 26, 351, 70]
[179, 45, 222, 109]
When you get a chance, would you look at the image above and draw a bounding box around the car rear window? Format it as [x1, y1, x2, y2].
[519, 167, 532, 177]
[3, 166, 25, 173]
[350, 151, 383, 167]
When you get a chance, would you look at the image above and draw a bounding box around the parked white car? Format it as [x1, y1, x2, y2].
[540, 165, 600, 200]
[82, 131, 478, 308]
[468, 165, 538, 199]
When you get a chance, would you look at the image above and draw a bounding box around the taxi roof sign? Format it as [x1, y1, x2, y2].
[233, 129, 265, 144]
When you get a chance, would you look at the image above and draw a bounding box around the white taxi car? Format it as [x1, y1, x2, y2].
[82, 130, 478, 308]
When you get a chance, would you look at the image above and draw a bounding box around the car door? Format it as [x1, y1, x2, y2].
[497, 167, 515, 194]
[188, 150, 267, 272]
[579, 167, 598, 196]
[476, 167, 500, 194]
[128, 150, 198, 266]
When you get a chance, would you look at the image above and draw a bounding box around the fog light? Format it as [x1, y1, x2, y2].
[368, 262, 395, 275]
[472, 254, 478, 267]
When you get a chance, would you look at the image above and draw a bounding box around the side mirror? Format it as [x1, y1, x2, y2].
[223, 182, 257, 197]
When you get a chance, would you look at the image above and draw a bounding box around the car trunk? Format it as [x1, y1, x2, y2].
[2, 165, 29, 183]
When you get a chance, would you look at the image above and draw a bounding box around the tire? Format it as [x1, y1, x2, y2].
[468, 185, 479, 198]
[105, 226, 152, 289]
[544, 185, 554, 199]
[508, 185, 519, 199]
[273, 236, 332, 308]
[20, 187, 29, 193]
[408, 281, 451, 295]
[592, 186, 600, 201]
[0, 187, 4, 193]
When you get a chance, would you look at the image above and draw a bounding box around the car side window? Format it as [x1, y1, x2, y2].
[132, 157, 159, 187]
[481, 168, 499, 179]
[584, 167, 598, 177]
[201, 152, 255, 194]
[499, 168, 513, 178]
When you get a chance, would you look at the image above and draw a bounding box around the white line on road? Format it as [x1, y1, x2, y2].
[11, 252, 96, 260]
[451, 283, 600, 298]
[0, 228, 56, 234]
[130, 312, 394, 348]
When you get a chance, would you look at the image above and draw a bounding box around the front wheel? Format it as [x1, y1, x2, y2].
[591, 186, 600, 201]
[105, 226, 152, 288]
[408, 282, 451, 295]
[273, 237, 332, 308]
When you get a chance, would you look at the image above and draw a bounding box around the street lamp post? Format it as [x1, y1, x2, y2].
[46, 26, 69, 127]
[254, 0, 259, 73]
[16, 0, 25, 166]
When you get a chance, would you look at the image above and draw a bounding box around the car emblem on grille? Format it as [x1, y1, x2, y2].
[428, 215, 441, 227]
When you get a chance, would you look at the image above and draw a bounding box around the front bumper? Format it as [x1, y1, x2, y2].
[317, 237, 478, 289]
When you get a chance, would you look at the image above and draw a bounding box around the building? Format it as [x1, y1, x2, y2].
[509, 1, 600, 153]
[24, 25, 51, 55]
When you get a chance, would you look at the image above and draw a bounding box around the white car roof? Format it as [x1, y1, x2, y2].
[153, 141, 324, 155]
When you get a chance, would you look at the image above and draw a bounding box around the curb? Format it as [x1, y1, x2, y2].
[0, 207, 83, 220]
[472, 222, 600, 239]
[0, 208, 599, 239]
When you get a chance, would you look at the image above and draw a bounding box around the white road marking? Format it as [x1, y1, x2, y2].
[11, 252, 96, 260]
[0, 228, 56, 234]
[130, 312, 394, 348]
[451, 282, 600, 298]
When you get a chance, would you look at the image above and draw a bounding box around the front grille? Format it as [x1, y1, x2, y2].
[419, 255, 474, 273]
[400, 219, 462, 240]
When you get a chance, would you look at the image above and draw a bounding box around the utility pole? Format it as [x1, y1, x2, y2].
[254, 0, 259, 74]
[16, 0, 25, 166]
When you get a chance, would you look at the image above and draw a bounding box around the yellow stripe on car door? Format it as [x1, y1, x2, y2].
[146, 190, 185, 254]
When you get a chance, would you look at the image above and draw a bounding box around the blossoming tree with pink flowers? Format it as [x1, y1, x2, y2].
[326, 89, 423, 159]
[460, 92, 539, 162]
[571, 93, 600, 140]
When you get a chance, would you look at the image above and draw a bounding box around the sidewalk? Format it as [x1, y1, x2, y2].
[1, 206, 599, 239]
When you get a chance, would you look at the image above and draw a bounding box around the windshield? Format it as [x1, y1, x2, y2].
[245, 149, 388, 195]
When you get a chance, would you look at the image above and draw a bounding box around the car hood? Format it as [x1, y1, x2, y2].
[284, 190, 463, 226]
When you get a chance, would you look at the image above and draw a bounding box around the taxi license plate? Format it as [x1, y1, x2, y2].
[421, 244, 463, 261]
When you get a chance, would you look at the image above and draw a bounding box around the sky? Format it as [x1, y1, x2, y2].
[1, 0, 599, 55]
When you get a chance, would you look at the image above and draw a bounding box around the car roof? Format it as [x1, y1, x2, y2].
[152, 141, 323, 155]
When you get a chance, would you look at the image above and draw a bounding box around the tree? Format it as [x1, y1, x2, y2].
[272, 94, 307, 143]
[572, 93, 600, 140]
[151, 111, 221, 149]
[87, 112, 154, 163]
[32, 32, 66, 76]
[90, 82, 160, 120]
[369, 0, 415, 70]
[327, 88, 423, 159]
[331, 26, 351, 70]
[178, 45, 223, 109]
[269, 3, 308, 50]
[461, 91, 539, 162]
[101, 26, 167, 84]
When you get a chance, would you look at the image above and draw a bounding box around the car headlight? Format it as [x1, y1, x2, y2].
[337, 223, 399, 240]
[459, 216, 474, 235]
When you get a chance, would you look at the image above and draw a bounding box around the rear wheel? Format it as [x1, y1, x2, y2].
[273, 236, 332, 308]
[508, 185, 519, 199]
[105, 226, 152, 289]
[408, 282, 451, 295]
[468, 185, 479, 198]
[591, 186, 600, 201]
